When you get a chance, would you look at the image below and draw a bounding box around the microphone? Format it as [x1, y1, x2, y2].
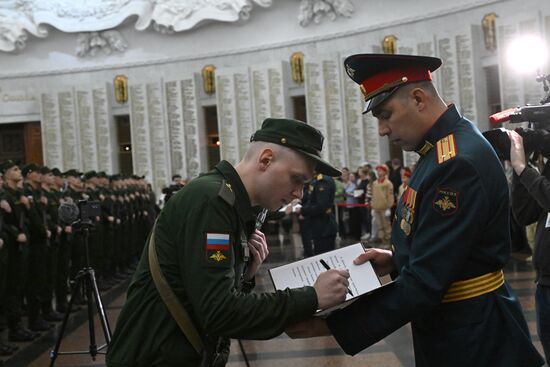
[58, 202, 79, 224]
[489, 108, 517, 125]
[490, 105, 550, 125]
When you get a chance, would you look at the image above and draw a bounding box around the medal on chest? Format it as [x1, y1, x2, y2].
[400, 187, 417, 236]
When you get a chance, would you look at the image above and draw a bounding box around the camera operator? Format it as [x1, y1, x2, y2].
[509, 129, 550, 363]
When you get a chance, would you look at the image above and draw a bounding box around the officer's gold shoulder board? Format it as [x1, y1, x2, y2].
[432, 187, 459, 216]
[436, 133, 457, 164]
[204, 232, 231, 267]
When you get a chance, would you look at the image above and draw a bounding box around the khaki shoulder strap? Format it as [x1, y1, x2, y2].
[148, 223, 204, 353]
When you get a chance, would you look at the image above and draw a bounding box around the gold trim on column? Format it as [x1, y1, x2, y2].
[202, 64, 216, 95]
[382, 35, 398, 55]
[290, 51, 305, 84]
[113, 75, 128, 104]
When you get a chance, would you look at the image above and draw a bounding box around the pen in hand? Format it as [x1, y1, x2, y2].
[319, 259, 354, 297]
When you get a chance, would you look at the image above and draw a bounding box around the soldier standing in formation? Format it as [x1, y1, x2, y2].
[0, 159, 158, 356]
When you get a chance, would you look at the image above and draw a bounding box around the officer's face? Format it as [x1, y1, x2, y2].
[372, 92, 425, 151]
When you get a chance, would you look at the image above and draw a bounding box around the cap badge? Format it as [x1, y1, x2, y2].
[281, 138, 287, 144]
[346, 64, 355, 78]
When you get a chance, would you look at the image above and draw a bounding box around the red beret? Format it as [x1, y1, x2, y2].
[376, 165, 388, 173]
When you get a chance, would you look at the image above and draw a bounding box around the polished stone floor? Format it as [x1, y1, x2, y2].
[1, 228, 547, 367]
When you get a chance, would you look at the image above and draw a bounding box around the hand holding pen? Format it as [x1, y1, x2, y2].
[320, 259, 354, 296]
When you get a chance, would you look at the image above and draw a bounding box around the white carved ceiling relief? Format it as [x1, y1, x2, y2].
[76, 30, 128, 57]
[0, 0, 354, 53]
[299, 0, 355, 27]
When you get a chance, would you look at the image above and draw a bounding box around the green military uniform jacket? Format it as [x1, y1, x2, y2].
[327, 106, 544, 366]
[107, 161, 318, 366]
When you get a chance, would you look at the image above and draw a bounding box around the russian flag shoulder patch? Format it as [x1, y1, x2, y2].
[204, 232, 231, 267]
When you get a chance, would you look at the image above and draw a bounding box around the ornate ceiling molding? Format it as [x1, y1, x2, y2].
[0, 0, 356, 53]
[0, 0, 275, 53]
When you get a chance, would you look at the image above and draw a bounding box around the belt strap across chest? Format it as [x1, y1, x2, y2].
[148, 223, 204, 353]
[442, 270, 505, 303]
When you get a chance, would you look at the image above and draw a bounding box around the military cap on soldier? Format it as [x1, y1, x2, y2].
[51, 168, 62, 177]
[39, 166, 51, 174]
[22, 163, 39, 176]
[0, 160, 16, 174]
[83, 170, 97, 180]
[64, 169, 82, 178]
[344, 54, 442, 113]
[109, 174, 121, 182]
[250, 117, 341, 177]
[97, 171, 108, 178]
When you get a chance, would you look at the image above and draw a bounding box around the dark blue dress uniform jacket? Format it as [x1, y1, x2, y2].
[300, 174, 337, 240]
[327, 106, 544, 366]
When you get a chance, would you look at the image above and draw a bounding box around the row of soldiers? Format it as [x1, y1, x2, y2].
[0, 160, 158, 355]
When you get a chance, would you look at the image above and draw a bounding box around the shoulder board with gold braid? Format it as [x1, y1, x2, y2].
[436, 133, 457, 164]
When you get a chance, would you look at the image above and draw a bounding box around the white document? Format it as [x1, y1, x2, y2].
[268, 243, 393, 317]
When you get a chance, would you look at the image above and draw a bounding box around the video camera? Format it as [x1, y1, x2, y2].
[78, 200, 101, 224]
[483, 74, 550, 160]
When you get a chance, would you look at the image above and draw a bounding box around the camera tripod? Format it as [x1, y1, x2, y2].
[49, 223, 112, 367]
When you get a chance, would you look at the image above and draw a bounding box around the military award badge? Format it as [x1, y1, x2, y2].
[400, 187, 417, 236]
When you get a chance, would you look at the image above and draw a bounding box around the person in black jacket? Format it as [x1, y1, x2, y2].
[509, 129, 550, 363]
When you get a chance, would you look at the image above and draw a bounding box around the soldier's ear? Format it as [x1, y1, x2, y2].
[411, 88, 428, 111]
[258, 149, 274, 171]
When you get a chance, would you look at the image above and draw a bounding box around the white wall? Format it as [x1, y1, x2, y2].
[1, 0, 549, 186]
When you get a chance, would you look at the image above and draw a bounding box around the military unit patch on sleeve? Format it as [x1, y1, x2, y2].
[432, 188, 459, 216]
[204, 233, 231, 267]
[436, 134, 457, 164]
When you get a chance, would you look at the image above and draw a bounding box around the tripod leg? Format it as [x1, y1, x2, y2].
[238, 339, 251, 367]
[88, 267, 112, 344]
[49, 271, 84, 367]
[85, 270, 98, 360]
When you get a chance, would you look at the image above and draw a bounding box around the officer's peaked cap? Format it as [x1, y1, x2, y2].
[250, 118, 341, 177]
[344, 53, 442, 113]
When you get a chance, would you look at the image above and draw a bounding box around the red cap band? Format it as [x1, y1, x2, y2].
[361, 66, 433, 100]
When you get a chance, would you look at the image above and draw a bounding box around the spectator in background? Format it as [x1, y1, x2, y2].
[344, 173, 361, 241]
[398, 167, 412, 200]
[389, 158, 402, 222]
[357, 167, 371, 240]
[389, 158, 403, 194]
[370, 164, 394, 247]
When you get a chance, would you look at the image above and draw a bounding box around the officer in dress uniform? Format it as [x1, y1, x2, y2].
[106, 118, 350, 367]
[298, 173, 337, 255]
[287, 54, 544, 367]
